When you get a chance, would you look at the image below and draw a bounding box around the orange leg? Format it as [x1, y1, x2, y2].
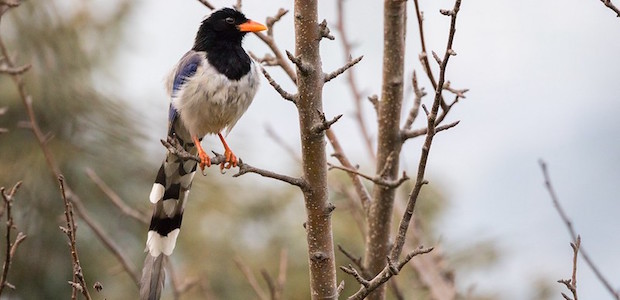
[218, 133, 238, 170]
[192, 136, 211, 170]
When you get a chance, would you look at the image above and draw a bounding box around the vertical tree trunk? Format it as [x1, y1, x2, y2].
[364, 1, 407, 299]
[294, 0, 338, 299]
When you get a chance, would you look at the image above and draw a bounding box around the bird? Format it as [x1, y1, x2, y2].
[140, 8, 266, 300]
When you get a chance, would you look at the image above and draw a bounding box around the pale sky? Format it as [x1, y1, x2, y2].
[116, 0, 620, 298]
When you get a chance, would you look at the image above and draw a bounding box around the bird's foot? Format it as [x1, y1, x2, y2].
[193, 136, 211, 171]
[220, 149, 237, 171]
[198, 149, 211, 170]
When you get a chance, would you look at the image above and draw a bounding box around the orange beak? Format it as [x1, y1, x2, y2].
[238, 20, 267, 32]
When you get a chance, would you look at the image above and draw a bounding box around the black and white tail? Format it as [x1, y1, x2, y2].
[140, 134, 197, 300]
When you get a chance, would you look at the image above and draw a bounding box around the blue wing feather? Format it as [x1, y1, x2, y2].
[168, 51, 204, 135]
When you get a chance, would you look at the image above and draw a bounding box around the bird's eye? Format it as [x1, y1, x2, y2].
[225, 17, 235, 24]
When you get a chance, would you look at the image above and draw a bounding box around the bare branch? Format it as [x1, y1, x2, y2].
[266, 8, 289, 37]
[326, 129, 371, 213]
[335, 0, 376, 160]
[401, 120, 460, 141]
[340, 265, 370, 288]
[389, 0, 462, 272]
[195, 0, 215, 10]
[234, 257, 268, 300]
[260, 66, 297, 103]
[312, 112, 342, 134]
[337, 245, 365, 275]
[558, 236, 580, 300]
[599, 0, 620, 17]
[0, 63, 30, 75]
[324, 55, 363, 83]
[162, 136, 310, 192]
[540, 161, 620, 299]
[58, 176, 93, 300]
[0, 182, 26, 296]
[0, 0, 21, 8]
[0, 21, 142, 290]
[367, 95, 379, 114]
[413, 0, 451, 111]
[328, 163, 409, 189]
[275, 248, 288, 300]
[443, 81, 468, 98]
[402, 71, 426, 130]
[347, 246, 434, 300]
[318, 19, 335, 40]
[85, 168, 149, 224]
[285, 50, 311, 74]
[234, 158, 311, 193]
[431, 50, 442, 66]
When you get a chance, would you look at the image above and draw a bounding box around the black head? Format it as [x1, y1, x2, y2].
[193, 8, 266, 52]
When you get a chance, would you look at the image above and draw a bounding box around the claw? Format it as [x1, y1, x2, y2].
[218, 133, 238, 170]
[192, 136, 211, 171]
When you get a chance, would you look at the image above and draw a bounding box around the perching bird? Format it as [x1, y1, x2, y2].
[140, 8, 266, 300]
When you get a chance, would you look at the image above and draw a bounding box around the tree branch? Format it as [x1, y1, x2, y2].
[326, 129, 371, 213]
[234, 256, 269, 300]
[85, 168, 149, 224]
[389, 0, 462, 272]
[539, 161, 620, 299]
[599, 0, 620, 17]
[346, 246, 434, 300]
[0, 182, 26, 296]
[401, 120, 460, 141]
[324, 55, 363, 83]
[0, 63, 30, 75]
[58, 176, 93, 300]
[328, 164, 409, 189]
[161, 137, 311, 193]
[558, 236, 580, 300]
[335, 0, 375, 160]
[259, 66, 297, 103]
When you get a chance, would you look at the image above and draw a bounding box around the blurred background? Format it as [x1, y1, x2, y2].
[1, 0, 619, 299]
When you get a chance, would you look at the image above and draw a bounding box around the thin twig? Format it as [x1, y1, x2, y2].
[324, 55, 363, 83]
[275, 248, 288, 300]
[402, 71, 426, 130]
[162, 137, 311, 193]
[328, 164, 409, 189]
[85, 168, 149, 224]
[335, 0, 376, 160]
[443, 80, 468, 98]
[346, 246, 434, 300]
[558, 236, 580, 300]
[260, 66, 297, 103]
[195, 0, 215, 10]
[0, 63, 30, 75]
[401, 120, 460, 141]
[0, 182, 26, 296]
[389, 0, 462, 270]
[58, 176, 93, 300]
[326, 129, 371, 213]
[337, 245, 366, 276]
[539, 161, 620, 299]
[413, 0, 449, 112]
[599, 0, 620, 17]
[234, 256, 268, 300]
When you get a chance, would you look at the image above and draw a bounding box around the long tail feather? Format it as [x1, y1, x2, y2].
[140, 254, 166, 300]
[141, 131, 197, 300]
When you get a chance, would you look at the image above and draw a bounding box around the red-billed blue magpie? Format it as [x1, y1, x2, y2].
[140, 8, 266, 300]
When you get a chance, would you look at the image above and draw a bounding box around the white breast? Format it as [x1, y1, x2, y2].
[171, 60, 259, 138]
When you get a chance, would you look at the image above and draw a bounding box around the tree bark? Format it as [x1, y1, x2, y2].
[363, 1, 407, 299]
[294, 0, 338, 299]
